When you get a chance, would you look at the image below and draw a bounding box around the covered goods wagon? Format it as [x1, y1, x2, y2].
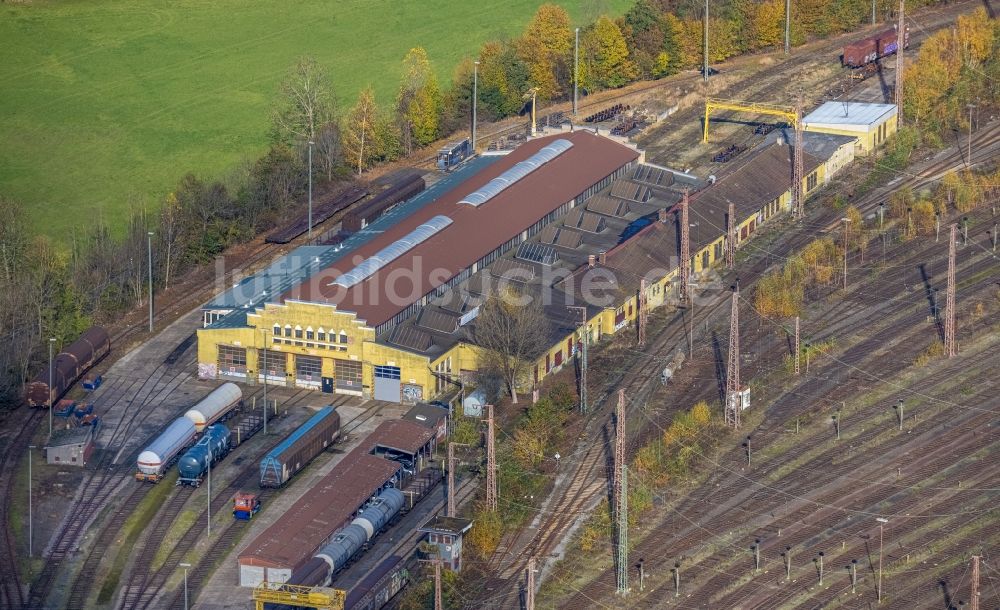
[259, 406, 341, 488]
[26, 326, 111, 407]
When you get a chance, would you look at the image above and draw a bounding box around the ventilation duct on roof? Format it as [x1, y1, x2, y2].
[329, 215, 453, 288]
[460, 139, 573, 207]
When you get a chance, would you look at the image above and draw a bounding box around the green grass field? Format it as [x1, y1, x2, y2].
[0, 0, 629, 237]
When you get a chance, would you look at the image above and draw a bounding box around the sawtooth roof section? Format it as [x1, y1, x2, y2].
[564, 208, 607, 233]
[610, 180, 651, 202]
[416, 308, 460, 334]
[286, 132, 638, 328]
[631, 164, 675, 188]
[391, 325, 434, 351]
[587, 194, 632, 218]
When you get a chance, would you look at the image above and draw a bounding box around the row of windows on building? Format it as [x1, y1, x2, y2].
[273, 325, 349, 344]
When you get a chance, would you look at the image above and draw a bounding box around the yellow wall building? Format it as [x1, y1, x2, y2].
[802, 102, 898, 155]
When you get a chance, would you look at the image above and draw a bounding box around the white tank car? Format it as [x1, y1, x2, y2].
[136, 417, 197, 481]
[184, 382, 242, 432]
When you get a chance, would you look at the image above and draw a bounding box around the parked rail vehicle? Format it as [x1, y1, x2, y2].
[177, 424, 232, 486]
[234, 493, 262, 520]
[842, 26, 909, 73]
[136, 417, 198, 482]
[288, 488, 406, 587]
[265, 185, 369, 244]
[260, 406, 341, 488]
[341, 174, 426, 233]
[184, 382, 242, 431]
[344, 555, 409, 610]
[436, 139, 471, 171]
[25, 326, 111, 407]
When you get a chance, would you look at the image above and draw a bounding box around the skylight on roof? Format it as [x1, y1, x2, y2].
[460, 139, 573, 207]
[330, 215, 453, 288]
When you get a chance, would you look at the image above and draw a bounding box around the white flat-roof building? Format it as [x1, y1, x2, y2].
[802, 102, 898, 154]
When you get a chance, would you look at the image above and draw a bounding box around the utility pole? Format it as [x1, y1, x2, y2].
[434, 559, 443, 610]
[895, 0, 904, 123]
[261, 329, 269, 436]
[851, 559, 859, 593]
[726, 202, 736, 269]
[615, 389, 629, 595]
[754, 539, 761, 572]
[966, 104, 976, 167]
[308, 140, 314, 239]
[638, 280, 648, 347]
[48, 337, 55, 437]
[893, 399, 904, 430]
[573, 28, 580, 116]
[784, 546, 792, 581]
[673, 562, 681, 597]
[680, 189, 691, 304]
[703, 0, 709, 82]
[147, 231, 155, 332]
[472, 61, 479, 151]
[945, 224, 956, 358]
[842, 217, 852, 290]
[28, 445, 34, 557]
[448, 442, 456, 517]
[877, 517, 888, 603]
[568, 306, 588, 414]
[818, 551, 825, 585]
[872, 0, 876, 24]
[785, 0, 791, 55]
[726, 282, 741, 428]
[486, 404, 497, 511]
[971, 555, 980, 610]
[793, 105, 804, 218]
[207, 452, 212, 539]
[794, 316, 801, 375]
[526, 556, 536, 610]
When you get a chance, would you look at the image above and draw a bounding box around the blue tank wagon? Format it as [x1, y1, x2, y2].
[177, 424, 232, 486]
[259, 406, 341, 488]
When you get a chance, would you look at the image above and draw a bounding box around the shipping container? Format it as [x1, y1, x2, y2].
[26, 326, 111, 407]
[259, 406, 341, 488]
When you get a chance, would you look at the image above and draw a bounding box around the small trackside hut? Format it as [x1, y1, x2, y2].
[418, 516, 473, 572]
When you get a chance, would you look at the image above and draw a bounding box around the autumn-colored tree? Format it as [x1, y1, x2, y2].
[478, 40, 529, 119]
[517, 4, 573, 100]
[888, 185, 915, 219]
[622, 0, 680, 77]
[800, 237, 840, 284]
[441, 57, 476, 134]
[341, 86, 379, 174]
[956, 7, 994, 66]
[911, 199, 937, 235]
[396, 47, 442, 152]
[751, 0, 786, 48]
[582, 16, 638, 89]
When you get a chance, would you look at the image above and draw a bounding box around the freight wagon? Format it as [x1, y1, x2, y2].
[842, 26, 909, 73]
[344, 555, 409, 610]
[341, 174, 426, 233]
[136, 417, 198, 482]
[184, 382, 242, 431]
[25, 326, 111, 407]
[265, 185, 369, 244]
[436, 139, 471, 171]
[259, 406, 341, 488]
[288, 488, 406, 587]
[177, 424, 232, 486]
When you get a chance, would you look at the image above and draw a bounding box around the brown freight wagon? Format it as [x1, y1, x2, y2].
[341, 174, 426, 233]
[258, 406, 341, 487]
[25, 326, 111, 407]
[842, 27, 909, 69]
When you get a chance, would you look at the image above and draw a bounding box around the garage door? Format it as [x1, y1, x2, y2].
[334, 359, 363, 393]
[295, 355, 322, 388]
[373, 365, 401, 402]
[218, 345, 247, 378]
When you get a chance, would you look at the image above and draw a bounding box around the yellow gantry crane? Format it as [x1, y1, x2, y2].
[252, 583, 346, 610]
[703, 98, 798, 142]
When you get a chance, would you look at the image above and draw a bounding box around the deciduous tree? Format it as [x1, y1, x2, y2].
[472, 288, 549, 404]
[342, 86, 380, 174]
[583, 16, 638, 89]
[271, 56, 336, 144]
[397, 47, 443, 151]
[518, 4, 573, 100]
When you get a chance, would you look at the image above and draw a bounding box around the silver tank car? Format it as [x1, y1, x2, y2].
[136, 417, 197, 482]
[313, 488, 406, 582]
[351, 488, 405, 539]
[184, 382, 242, 432]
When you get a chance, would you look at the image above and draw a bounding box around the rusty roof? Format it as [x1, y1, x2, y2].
[368, 419, 434, 455]
[285, 132, 638, 329]
[238, 451, 401, 571]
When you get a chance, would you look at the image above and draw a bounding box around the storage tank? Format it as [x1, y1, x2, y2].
[136, 417, 197, 481]
[184, 383, 242, 431]
[315, 524, 368, 575]
[177, 425, 231, 483]
[352, 488, 405, 540]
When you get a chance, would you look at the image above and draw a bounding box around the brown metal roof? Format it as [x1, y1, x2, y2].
[285, 132, 638, 328]
[238, 451, 400, 571]
[368, 419, 434, 455]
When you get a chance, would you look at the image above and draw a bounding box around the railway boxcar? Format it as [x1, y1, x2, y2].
[136, 417, 197, 482]
[259, 406, 341, 488]
[265, 185, 369, 244]
[344, 555, 408, 610]
[177, 424, 232, 486]
[184, 382, 242, 431]
[288, 488, 406, 587]
[842, 27, 909, 69]
[26, 326, 111, 407]
[341, 174, 425, 233]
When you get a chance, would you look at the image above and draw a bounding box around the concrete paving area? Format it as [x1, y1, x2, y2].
[193, 400, 409, 610]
